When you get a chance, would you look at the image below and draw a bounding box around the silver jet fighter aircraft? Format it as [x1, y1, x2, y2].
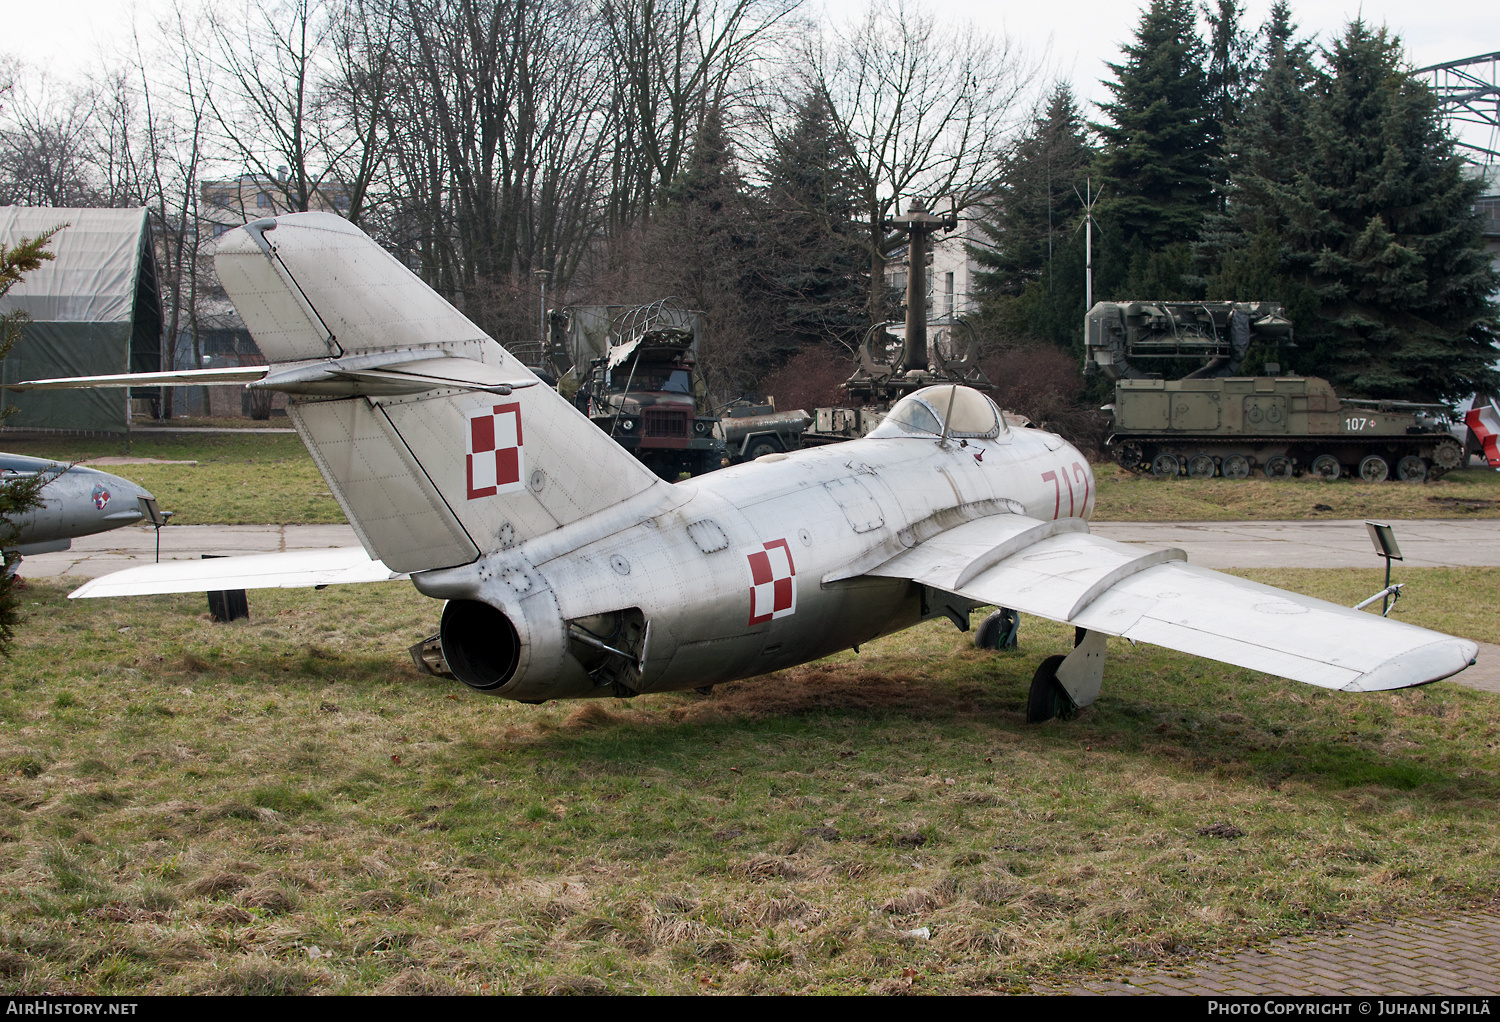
[17, 213, 1477, 718]
[0, 454, 154, 559]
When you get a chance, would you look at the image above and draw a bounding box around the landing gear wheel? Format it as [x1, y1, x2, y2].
[1396, 455, 1428, 482]
[1150, 453, 1181, 478]
[1221, 455, 1250, 479]
[1263, 455, 1293, 480]
[1358, 454, 1389, 482]
[974, 608, 1019, 650]
[1187, 454, 1216, 479]
[1026, 654, 1074, 724]
[1310, 454, 1341, 480]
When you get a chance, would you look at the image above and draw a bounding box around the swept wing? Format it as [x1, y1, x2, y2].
[844, 514, 1475, 693]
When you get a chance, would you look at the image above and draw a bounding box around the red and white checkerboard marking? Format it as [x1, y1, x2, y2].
[746, 538, 796, 625]
[467, 402, 524, 500]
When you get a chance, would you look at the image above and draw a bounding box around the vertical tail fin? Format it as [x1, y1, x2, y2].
[215, 213, 665, 574]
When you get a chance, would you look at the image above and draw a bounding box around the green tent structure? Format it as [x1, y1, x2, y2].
[0, 207, 164, 432]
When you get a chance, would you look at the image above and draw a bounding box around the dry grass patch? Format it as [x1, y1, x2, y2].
[0, 572, 1496, 992]
[1094, 464, 1500, 521]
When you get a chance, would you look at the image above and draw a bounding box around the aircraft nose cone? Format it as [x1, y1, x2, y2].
[80, 467, 154, 522]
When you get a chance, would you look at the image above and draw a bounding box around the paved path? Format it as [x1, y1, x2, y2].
[23, 519, 1500, 580]
[1091, 519, 1500, 568]
[1069, 912, 1500, 995]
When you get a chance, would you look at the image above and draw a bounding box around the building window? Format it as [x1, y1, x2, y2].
[945, 271, 955, 318]
[257, 192, 271, 209]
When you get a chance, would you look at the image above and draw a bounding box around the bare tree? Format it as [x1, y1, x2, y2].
[807, 0, 1031, 324]
[0, 72, 102, 206]
[599, 0, 800, 233]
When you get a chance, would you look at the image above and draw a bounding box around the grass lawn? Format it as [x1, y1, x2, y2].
[1, 567, 1496, 994]
[1092, 464, 1500, 521]
[0, 432, 343, 526]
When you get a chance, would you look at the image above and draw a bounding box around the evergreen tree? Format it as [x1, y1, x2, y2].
[0, 231, 54, 656]
[1217, 22, 1497, 402]
[970, 84, 1095, 352]
[1202, 0, 1256, 208]
[972, 85, 1093, 300]
[758, 91, 868, 359]
[1093, 0, 1216, 254]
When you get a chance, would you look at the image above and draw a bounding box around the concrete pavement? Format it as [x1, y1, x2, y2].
[18, 518, 1498, 580]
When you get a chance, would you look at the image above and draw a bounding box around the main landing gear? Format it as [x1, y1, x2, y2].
[976, 610, 1107, 724]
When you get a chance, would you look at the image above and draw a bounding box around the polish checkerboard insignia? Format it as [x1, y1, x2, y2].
[467, 402, 524, 499]
[746, 538, 796, 625]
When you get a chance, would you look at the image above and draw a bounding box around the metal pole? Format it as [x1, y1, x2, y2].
[905, 209, 928, 373]
[1383, 555, 1392, 616]
[534, 269, 552, 358]
[1085, 178, 1093, 313]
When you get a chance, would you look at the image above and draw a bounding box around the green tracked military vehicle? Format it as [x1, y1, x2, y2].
[1087, 301, 1463, 482]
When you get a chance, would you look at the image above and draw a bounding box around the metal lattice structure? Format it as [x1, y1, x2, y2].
[1417, 52, 1500, 160]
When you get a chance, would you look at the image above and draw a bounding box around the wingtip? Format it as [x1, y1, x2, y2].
[1344, 639, 1480, 691]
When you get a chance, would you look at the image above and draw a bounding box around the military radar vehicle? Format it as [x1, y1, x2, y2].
[1086, 301, 1463, 481]
[570, 300, 724, 480]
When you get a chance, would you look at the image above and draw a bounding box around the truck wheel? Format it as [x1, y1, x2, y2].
[1187, 454, 1216, 479]
[1358, 455, 1389, 482]
[1150, 453, 1180, 478]
[1263, 455, 1293, 479]
[1222, 455, 1250, 479]
[747, 440, 779, 461]
[1310, 454, 1341, 480]
[1396, 455, 1428, 482]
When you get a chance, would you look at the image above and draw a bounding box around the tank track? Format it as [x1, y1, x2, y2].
[1110, 433, 1463, 482]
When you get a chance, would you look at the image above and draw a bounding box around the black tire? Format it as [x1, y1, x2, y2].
[974, 608, 1018, 650]
[746, 439, 780, 461]
[1026, 654, 1070, 724]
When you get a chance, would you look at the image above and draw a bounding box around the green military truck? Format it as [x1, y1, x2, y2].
[1088, 301, 1462, 481]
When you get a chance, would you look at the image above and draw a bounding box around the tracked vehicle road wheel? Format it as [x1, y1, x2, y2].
[1358, 455, 1389, 482]
[1187, 454, 1216, 479]
[1151, 453, 1181, 478]
[1263, 455, 1293, 479]
[1026, 654, 1073, 724]
[1310, 454, 1341, 480]
[1222, 455, 1250, 479]
[1397, 455, 1428, 482]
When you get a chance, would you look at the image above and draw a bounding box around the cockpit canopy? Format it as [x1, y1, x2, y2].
[867, 385, 1008, 441]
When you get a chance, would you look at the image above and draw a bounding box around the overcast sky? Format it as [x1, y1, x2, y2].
[9, 0, 1498, 153]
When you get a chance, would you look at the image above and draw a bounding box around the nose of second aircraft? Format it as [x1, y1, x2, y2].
[55, 464, 156, 540]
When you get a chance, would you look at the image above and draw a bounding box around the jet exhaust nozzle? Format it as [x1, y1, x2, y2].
[439, 599, 521, 691]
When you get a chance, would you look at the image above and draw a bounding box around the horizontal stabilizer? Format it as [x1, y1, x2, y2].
[69, 547, 407, 599]
[9, 366, 271, 391]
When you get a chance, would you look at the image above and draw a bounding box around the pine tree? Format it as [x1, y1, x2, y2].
[0, 230, 55, 656]
[970, 84, 1095, 351]
[972, 85, 1093, 300]
[758, 91, 868, 358]
[1093, 0, 1216, 253]
[1220, 22, 1498, 401]
[1203, 0, 1256, 208]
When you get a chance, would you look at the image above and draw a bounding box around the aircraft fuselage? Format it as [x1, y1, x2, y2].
[415, 425, 1093, 701]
